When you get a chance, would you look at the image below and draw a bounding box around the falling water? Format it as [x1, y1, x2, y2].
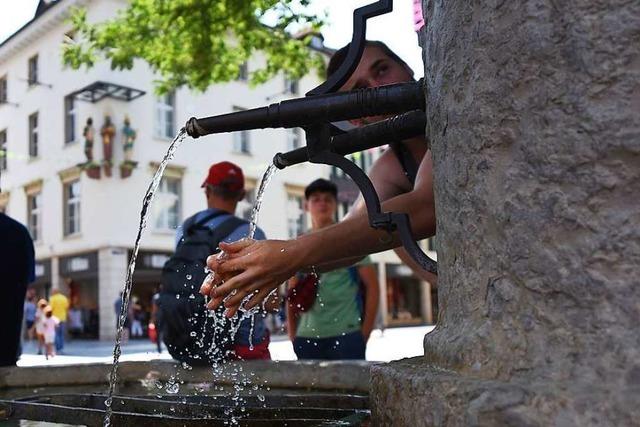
[232, 164, 278, 358]
[248, 164, 278, 239]
[225, 163, 278, 423]
[103, 129, 187, 426]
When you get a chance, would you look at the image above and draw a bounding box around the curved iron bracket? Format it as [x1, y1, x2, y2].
[303, 0, 437, 274]
[307, 0, 392, 96]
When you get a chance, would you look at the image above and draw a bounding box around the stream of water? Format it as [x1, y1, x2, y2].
[103, 129, 187, 426]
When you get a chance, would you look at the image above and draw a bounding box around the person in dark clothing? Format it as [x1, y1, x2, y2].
[0, 213, 35, 366]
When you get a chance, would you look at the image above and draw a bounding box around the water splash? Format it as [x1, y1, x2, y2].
[103, 129, 187, 426]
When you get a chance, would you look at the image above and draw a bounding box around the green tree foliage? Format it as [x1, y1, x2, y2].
[62, 0, 326, 94]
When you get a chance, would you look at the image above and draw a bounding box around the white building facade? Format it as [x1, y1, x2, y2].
[0, 0, 436, 340]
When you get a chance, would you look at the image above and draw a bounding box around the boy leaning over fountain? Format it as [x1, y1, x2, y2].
[202, 41, 436, 318]
[287, 179, 379, 360]
[160, 161, 278, 363]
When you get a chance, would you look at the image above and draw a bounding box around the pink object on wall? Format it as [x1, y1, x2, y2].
[413, 0, 425, 31]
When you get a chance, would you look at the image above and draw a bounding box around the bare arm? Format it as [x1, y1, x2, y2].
[202, 153, 435, 316]
[348, 151, 436, 282]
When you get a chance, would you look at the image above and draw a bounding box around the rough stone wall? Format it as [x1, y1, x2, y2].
[422, 0, 640, 380]
[373, 0, 640, 425]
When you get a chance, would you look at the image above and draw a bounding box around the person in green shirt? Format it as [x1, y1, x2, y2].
[287, 179, 379, 360]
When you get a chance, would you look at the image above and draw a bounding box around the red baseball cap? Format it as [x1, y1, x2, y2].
[201, 161, 244, 191]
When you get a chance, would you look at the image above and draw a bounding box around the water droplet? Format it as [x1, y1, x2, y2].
[190, 331, 197, 337]
[186, 274, 192, 280]
[257, 394, 265, 402]
[176, 294, 181, 299]
[166, 382, 179, 394]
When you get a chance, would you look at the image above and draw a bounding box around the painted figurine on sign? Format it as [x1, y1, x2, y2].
[122, 116, 137, 162]
[101, 115, 115, 163]
[83, 118, 95, 162]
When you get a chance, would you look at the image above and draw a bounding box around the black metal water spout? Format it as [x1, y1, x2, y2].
[183, 0, 437, 274]
[273, 110, 426, 169]
[185, 80, 424, 138]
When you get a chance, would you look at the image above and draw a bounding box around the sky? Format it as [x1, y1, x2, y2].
[0, 0, 423, 77]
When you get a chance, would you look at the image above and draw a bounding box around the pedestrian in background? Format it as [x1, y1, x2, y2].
[34, 299, 48, 355]
[130, 298, 144, 338]
[287, 179, 380, 360]
[162, 161, 273, 364]
[0, 212, 35, 366]
[23, 290, 37, 340]
[42, 306, 59, 360]
[49, 289, 69, 353]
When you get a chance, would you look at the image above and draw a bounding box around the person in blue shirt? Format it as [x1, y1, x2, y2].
[0, 213, 35, 366]
[24, 290, 37, 339]
[175, 161, 275, 360]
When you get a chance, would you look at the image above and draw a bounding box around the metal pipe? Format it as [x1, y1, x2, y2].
[185, 80, 424, 138]
[273, 110, 426, 169]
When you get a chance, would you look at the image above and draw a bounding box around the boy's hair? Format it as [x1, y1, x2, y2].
[305, 179, 338, 200]
[326, 40, 414, 79]
[206, 184, 244, 201]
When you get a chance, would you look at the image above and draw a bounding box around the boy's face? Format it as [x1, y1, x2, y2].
[305, 191, 337, 222]
[341, 45, 415, 127]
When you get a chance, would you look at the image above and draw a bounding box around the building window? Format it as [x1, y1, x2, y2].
[237, 61, 248, 81]
[287, 128, 302, 151]
[28, 112, 38, 158]
[232, 107, 250, 154]
[28, 55, 38, 86]
[64, 180, 81, 236]
[286, 193, 306, 238]
[284, 77, 299, 95]
[154, 177, 181, 230]
[0, 75, 7, 104]
[154, 91, 175, 139]
[64, 95, 76, 144]
[27, 192, 42, 242]
[0, 129, 6, 171]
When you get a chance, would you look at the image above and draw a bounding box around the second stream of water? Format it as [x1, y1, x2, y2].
[103, 132, 278, 426]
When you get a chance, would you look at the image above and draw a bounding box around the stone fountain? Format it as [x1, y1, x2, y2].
[1, 0, 637, 425]
[372, 0, 640, 425]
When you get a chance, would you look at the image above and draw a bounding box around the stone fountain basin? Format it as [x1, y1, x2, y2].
[0, 360, 373, 426]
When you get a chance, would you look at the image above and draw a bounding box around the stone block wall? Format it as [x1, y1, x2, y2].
[372, 0, 640, 425]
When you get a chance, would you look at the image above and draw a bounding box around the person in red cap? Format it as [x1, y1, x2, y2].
[158, 161, 275, 363]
